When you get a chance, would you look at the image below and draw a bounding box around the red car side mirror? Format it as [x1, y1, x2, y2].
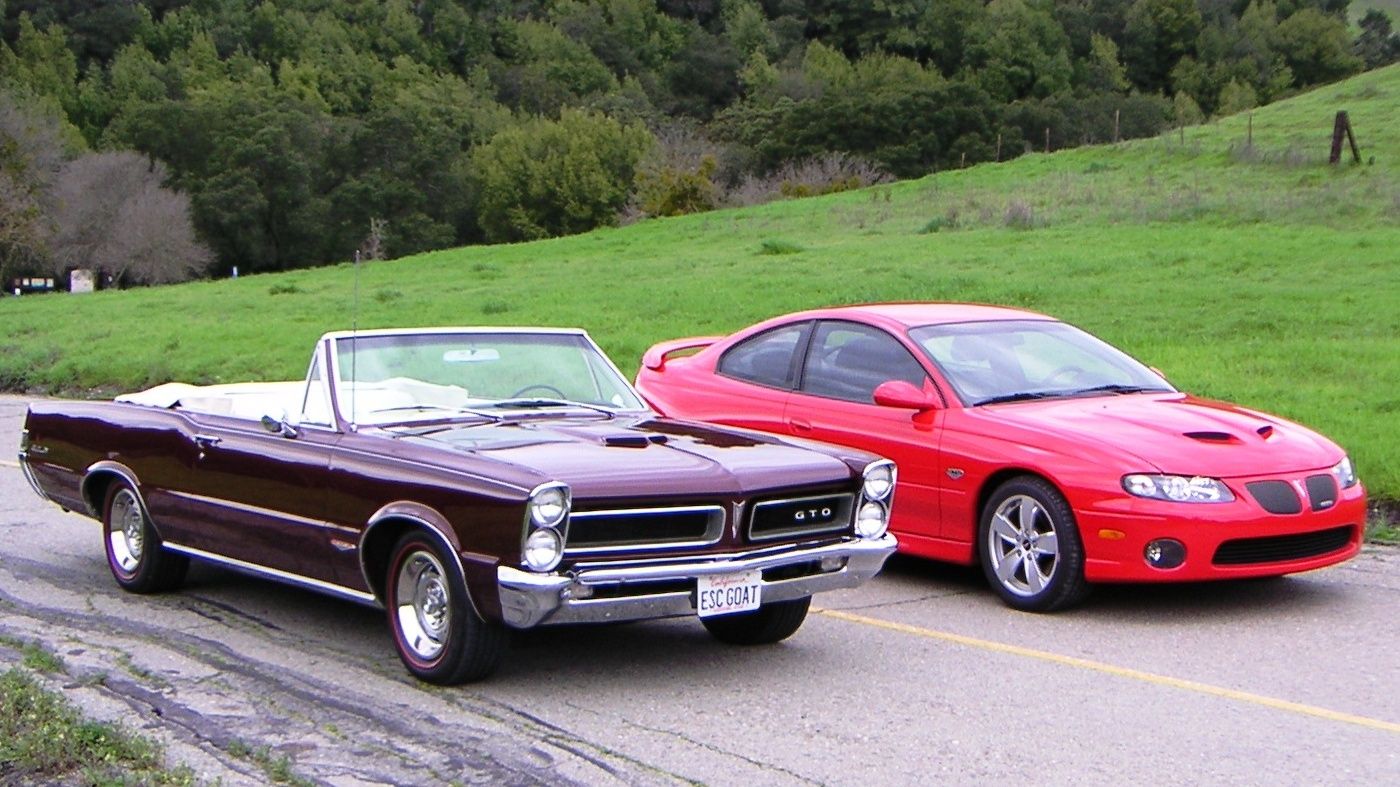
[873, 380, 939, 411]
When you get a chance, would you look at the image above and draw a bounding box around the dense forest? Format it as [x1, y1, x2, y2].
[1, 0, 1397, 286]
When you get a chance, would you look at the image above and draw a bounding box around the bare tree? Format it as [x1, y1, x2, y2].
[46, 151, 212, 286]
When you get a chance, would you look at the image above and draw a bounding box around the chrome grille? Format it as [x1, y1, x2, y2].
[565, 505, 725, 554]
[748, 493, 854, 541]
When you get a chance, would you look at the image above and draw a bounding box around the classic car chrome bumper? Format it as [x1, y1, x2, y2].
[496, 534, 897, 628]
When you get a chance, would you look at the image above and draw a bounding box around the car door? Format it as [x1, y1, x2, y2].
[784, 320, 948, 546]
[160, 357, 345, 585]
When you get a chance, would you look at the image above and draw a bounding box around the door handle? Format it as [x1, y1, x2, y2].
[193, 434, 222, 458]
[788, 419, 812, 433]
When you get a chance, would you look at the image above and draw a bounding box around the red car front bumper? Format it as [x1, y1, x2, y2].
[1078, 474, 1366, 583]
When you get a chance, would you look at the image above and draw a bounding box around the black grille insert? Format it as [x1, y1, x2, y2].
[1213, 526, 1354, 566]
[749, 493, 854, 541]
[1245, 480, 1302, 515]
[1305, 474, 1338, 512]
[567, 506, 723, 551]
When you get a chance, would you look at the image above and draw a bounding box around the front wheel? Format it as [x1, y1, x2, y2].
[701, 596, 811, 645]
[102, 481, 187, 594]
[386, 531, 507, 684]
[977, 476, 1090, 612]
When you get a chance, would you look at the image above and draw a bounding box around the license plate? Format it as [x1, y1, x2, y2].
[696, 570, 762, 617]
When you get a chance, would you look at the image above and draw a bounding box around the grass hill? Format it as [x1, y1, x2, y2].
[3, 64, 1397, 509]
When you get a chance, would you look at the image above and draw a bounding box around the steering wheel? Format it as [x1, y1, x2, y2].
[1041, 365, 1086, 387]
[510, 384, 568, 398]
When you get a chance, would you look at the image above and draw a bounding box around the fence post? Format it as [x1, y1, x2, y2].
[1330, 110, 1360, 165]
[1113, 109, 1120, 143]
[1044, 127, 1050, 154]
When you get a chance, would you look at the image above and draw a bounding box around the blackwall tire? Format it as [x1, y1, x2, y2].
[977, 476, 1090, 612]
[701, 596, 811, 645]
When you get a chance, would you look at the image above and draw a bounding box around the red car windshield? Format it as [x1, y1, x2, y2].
[908, 320, 1175, 406]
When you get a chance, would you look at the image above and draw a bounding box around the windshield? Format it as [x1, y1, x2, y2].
[908, 320, 1175, 406]
[331, 331, 647, 425]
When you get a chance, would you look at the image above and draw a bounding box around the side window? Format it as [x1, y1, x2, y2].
[800, 322, 927, 404]
[717, 324, 805, 389]
[301, 354, 333, 426]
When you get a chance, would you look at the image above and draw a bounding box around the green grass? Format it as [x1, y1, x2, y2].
[0, 666, 196, 785]
[3, 65, 1398, 502]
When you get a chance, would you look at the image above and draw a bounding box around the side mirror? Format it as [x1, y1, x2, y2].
[260, 412, 299, 439]
[873, 380, 939, 411]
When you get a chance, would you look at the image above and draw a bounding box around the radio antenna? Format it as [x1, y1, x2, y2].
[350, 249, 360, 429]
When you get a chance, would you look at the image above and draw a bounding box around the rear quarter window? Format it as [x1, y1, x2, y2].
[717, 325, 805, 389]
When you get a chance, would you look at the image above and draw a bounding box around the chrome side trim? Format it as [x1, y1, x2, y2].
[164, 543, 379, 606]
[18, 453, 50, 502]
[564, 504, 726, 555]
[497, 533, 897, 628]
[163, 490, 359, 535]
[82, 461, 144, 518]
[357, 511, 482, 617]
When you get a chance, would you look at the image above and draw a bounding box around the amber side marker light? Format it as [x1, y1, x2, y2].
[1098, 529, 1126, 541]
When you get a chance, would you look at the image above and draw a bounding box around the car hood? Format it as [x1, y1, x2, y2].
[394, 415, 857, 499]
[977, 393, 1343, 477]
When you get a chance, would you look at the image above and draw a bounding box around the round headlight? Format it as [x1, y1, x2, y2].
[530, 485, 569, 528]
[854, 501, 889, 539]
[863, 462, 895, 501]
[523, 528, 563, 572]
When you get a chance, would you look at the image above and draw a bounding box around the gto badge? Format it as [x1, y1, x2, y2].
[946, 468, 965, 480]
[794, 506, 833, 523]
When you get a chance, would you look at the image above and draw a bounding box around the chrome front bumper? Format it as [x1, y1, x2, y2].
[496, 534, 897, 629]
[17, 452, 49, 502]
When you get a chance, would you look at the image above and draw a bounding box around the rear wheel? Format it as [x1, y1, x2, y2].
[386, 531, 507, 684]
[701, 596, 811, 645]
[102, 481, 187, 593]
[977, 476, 1090, 612]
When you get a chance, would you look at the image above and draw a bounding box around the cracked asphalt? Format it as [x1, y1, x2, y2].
[2, 394, 1398, 785]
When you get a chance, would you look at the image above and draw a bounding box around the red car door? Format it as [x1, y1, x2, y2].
[785, 320, 948, 550]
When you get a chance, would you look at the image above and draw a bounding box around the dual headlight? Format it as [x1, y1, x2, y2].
[1122, 474, 1234, 503]
[856, 460, 896, 538]
[522, 483, 570, 572]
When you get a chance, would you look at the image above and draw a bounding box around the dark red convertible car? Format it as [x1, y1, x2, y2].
[637, 304, 1365, 611]
[19, 328, 897, 682]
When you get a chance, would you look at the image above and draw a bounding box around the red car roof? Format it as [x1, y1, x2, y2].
[778, 302, 1055, 329]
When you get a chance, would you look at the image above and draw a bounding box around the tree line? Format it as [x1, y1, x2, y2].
[1, 0, 1396, 286]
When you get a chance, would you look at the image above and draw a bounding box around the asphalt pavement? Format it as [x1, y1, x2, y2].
[2, 394, 1397, 785]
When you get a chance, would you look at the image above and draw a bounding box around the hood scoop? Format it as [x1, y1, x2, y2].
[1183, 431, 1240, 444]
[604, 433, 669, 448]
[1257, 424, 1275, 439]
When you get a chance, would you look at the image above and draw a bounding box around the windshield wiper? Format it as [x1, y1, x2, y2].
[974, 391, 1060, 406]
[367, 404, 503, 422]
[482, 398, 617, 418]
[1060, 384, 1169, 397]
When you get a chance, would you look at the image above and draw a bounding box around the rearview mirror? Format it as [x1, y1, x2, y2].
[873, 380, 938, 411]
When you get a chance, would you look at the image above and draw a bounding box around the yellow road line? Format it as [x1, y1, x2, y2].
[0, 458, 18, 469]
[814, 606, 1400, 735]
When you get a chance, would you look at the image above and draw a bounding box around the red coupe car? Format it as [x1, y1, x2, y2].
[636, 303, 1366, 611]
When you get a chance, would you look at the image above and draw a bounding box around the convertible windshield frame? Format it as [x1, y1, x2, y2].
[907, 319, 1176, 407]
[324, 328, 650, 427]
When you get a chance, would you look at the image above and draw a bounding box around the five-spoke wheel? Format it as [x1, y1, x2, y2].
[978, 476, 1089, 611]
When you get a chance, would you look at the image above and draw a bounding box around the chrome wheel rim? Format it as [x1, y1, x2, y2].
[394, 549, 450, 661]
[108, 489, 145, 573]
[986, 494, 1060, 598]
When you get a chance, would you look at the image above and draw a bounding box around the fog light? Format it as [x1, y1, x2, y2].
[820, 556, 845, 572]
[1144, 539, 1186, 569]
[565, 582, 594, 600]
